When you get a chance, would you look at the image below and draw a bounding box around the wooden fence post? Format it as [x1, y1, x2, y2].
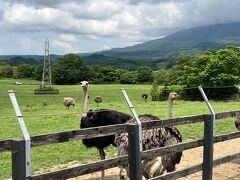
[202, 114, 214, 180]
[128, 124, 142, 180]
[12, 138, 27, 180]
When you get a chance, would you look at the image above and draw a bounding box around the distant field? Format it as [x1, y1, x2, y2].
[0, 79, 239, 179]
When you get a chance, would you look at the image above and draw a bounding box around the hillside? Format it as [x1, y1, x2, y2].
[0, 54, 61, 65]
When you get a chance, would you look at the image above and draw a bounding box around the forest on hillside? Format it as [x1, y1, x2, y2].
[0, 47, 239, 90]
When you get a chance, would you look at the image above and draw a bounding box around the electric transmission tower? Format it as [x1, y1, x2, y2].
[41, 38, 52, 89]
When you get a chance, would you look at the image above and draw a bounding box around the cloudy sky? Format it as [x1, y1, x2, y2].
[0, 0, 240, 55]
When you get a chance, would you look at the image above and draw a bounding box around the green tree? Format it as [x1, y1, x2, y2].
[0, 65, 14, 78]
[137, 66, 153, 83]
[150, 80, 159, 101]
[169, 55, 198, 86]
[34, 64, 43, 81]
[120, 71, 137, 84]
[15, 64, 34, 78]
[95, 66, 121, 83]
[196, 47, 240, 86]
[52, 54, 92, 85]
[153, 69, 170, 85]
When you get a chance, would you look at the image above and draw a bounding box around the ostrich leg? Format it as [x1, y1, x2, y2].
[99, 148, 106, 180]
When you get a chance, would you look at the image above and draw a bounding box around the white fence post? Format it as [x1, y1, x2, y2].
[121, 88, 142, 180]
[198, 86, 215, 180]
[8, 90, 32, 179]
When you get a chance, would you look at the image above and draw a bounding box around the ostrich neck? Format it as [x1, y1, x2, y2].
[83, 89, 88, 116]
[168, 99, 173, 119]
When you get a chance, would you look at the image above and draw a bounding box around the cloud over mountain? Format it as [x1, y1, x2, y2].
[0, 0, 240, 54]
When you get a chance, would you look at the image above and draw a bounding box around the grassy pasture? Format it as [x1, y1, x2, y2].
[0, 79, 239, 179]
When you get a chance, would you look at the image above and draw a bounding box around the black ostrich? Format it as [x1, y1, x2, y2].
[80, 109, 132, 179]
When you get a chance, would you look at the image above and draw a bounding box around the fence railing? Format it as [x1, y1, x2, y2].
[0, 110, 240, 180]
[1, 110, 239, 153]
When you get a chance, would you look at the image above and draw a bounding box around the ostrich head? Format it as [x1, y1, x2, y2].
[81, 81, 89, 90]
[168, 92, 181, 102]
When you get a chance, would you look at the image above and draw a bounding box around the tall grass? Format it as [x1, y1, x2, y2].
[0, 79, 239, 178]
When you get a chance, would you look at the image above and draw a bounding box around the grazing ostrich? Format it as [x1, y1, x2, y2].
[63, 97, 75, 109]
[95, 96, 102, 107]
[115, 114, 182, 179]
[142, 93, 148, 102]
[235, 116, 240, 130]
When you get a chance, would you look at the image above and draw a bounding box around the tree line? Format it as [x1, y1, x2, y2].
[0, 46, 239, 88]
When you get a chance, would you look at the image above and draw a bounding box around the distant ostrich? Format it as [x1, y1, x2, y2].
[95, 96, 102, 107]
[142, 93, 148, 102]
[63, 97, 75, 109]
[235, 116, 240, 130]
[115, 114, 182, 179]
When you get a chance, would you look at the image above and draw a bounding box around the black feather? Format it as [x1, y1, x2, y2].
[80, 109, 132, 149]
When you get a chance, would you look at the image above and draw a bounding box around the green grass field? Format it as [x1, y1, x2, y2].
[0, 79, 239, 179]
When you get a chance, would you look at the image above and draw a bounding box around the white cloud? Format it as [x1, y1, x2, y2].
[60, 0, 124, 20]
[59, 34, 78, 43]
[0, 0, 240, 54]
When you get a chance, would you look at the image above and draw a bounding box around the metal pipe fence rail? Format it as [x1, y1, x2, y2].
[0, 110, 240, 180]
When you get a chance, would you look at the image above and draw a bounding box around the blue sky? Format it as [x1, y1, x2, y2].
[0, 0, 240, 55]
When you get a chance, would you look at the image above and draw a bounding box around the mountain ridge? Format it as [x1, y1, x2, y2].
[1, 21, 240, 69]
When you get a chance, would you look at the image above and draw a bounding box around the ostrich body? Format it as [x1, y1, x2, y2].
[235, 116, 240, 130]
[115, 114, 182, 179]
[80, 109, 132, 152]
[63, 97, 75, 109]
[95, 96, 102, 107]
[80, 109, 132, 180]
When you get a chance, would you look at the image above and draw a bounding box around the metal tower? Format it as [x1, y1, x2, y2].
[41, 38, 52, 89]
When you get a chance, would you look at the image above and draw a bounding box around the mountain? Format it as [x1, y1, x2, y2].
[82, 21, 240, 69]
[99, 21, 240, 59]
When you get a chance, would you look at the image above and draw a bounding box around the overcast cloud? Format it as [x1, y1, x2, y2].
[0, 0, 240, 55]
